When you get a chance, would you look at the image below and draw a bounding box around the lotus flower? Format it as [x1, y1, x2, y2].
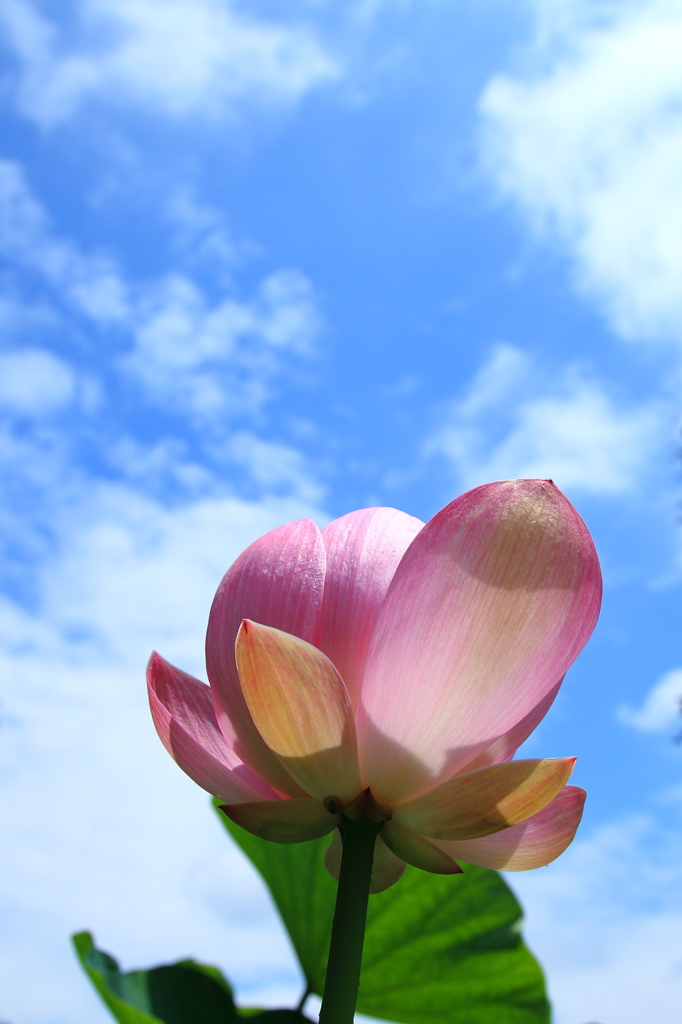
[148, 480, 601, 892]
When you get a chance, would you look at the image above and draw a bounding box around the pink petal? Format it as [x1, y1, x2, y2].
[392, 758, 575, 840]
[381, 820, 462, 875]
[318, 508, 423, 709]
[206, 519, 325, 797]
[357, 481, 602, 804]
[236, 621, 362, 802]
[456, 680, 562, 773]
[431, 785, 586, 870]
[323, 829, 406, 893]
[146, 652, 278, 803]
[219, 798, 337, 843]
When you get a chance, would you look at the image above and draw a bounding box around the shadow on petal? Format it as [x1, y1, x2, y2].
[382, 820, 462, 875]
[324, 828, 406, 893]
[219, 798, 338, 843]
[357, 708, 485, 805]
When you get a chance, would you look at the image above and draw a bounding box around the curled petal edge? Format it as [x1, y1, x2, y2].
[146, 652, 276, 804]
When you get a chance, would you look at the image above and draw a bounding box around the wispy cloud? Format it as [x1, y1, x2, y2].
[0, 158, 322, 432]
[0, 0, 339, 126]
[0, 159, 129, 322]
[428, 344, 664, 496]
[124, 268, 320, 422]
[0, 348, 75, 414]
[618, 667, 682, 732]
[479, 0, 682, 345]
[0, 163, 327, 1019]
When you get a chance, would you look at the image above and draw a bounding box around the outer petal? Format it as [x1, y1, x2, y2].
[219, 798, 337, 843]
[206, 519, 326, 797]
[457, 680, 563, 773]
[381, 820, 463, 875]
[393, 758, 575, 840]
[324, 829, 406, 893]
[236, 621, 362, 802]
[146, 652, 277, 803]
[357, 480, 602, 803]
[431, 785, 586, 870]
[318, 508, 423, 709]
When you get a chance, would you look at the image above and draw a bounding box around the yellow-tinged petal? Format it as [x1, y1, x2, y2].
[431, 785, 586, 870]
[236, 620, 362, 802]
[393, 757, 575, 840]
[323, 829, 406, 893]
[219, 798, 338, 843]
[381, 820, 463, 875]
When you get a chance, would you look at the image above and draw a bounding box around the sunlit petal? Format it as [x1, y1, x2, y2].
[236, 620, 362, 801]
[146, 652, 277, 803]
[393, 758, 575, 840]
[206, 519, 325, 797]
[318, 508, 423, 709]
[358, 480, 601, 803]
[431, 785, 586, 870]
[456, 680, 562, 772]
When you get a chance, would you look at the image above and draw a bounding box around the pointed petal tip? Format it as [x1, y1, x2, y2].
[146, 653, 278, 803]
[146, 649, 169, 683]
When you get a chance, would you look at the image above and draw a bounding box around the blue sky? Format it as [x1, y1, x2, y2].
[1, 2, 682, 1022]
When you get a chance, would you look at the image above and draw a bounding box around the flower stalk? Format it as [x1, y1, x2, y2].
[318, 817, 385, 1024]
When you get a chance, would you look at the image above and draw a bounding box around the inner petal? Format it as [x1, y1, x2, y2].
[236, 620, 362, 802]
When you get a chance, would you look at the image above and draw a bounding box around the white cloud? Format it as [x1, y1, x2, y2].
[0, 158, 327, 1022]
[0, 0, 339, 126]
[618, 667, 682, 732]
[430, 344, 663, 496]
[125, 268, 320, 420]
[0, 481, 326, 1024]
[479, 0, 682, 344]
[512, 809, 682, 1024]
[0, 348, 75, 415]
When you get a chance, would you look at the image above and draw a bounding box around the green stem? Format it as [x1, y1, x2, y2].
[318, 816, 384, 1024]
